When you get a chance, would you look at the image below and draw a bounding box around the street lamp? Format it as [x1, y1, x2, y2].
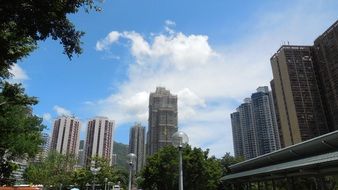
[127, 153, 137, 190]
[90, 166, 101, 190]
[104, 178, 108, 190]
[172, 131, 189, 190]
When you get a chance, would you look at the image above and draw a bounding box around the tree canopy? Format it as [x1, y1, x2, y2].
[25, 154, 128, 190]
[0, 0, 99, 184]
[0, 82, 45, 185]
[0, 0, 98, 79]
[140, 145, 223, 190]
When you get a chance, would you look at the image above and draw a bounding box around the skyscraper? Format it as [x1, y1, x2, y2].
[270, 80, 285, 148]
[50, 116, 81, 156]
[230, 112, 243, 158]
[77, 140, 85, 167]
[231, 87, 281, 160]
[129, 123, 146, 173]
[270, 45, 329, 147]
[147, 87, 178, 156]
[313, 20, 338, 131]
[84, 117, 115, 166]
[251, 87, 280, 155]
[237, 98, 258, 159]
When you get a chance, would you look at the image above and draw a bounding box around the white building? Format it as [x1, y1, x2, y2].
[84, 117, 115, 166]
[50, 116, 81, 156]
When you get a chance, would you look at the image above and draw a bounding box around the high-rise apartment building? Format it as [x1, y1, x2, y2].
[129, 123, 146, 173]
[147, 87, 178, 156]
[270, 80, 285, 148]
[231, 87, 281, 160]
[313, 21, 338, 131]
[231, 112, 243, 158]
[237, 98, 258, 159]
[50, 116, 81, 155]
[84, 117, 115, 166]
[270, 45, 329, 147]
[251, 87, 280, 155]
[77, 140, 85, 167]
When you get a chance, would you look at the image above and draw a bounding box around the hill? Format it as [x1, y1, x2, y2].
[113, 141, 129, 170]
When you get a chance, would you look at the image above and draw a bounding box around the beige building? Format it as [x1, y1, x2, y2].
[84, 116, 115, 166]
[270, 45, 328, 147]
[50, 116, 81, 155]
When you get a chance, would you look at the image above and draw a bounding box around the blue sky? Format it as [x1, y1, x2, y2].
[11, 0, 338, 157]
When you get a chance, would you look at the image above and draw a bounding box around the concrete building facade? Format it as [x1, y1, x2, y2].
[231, 111, 244, 158]
[237, 98, 258, 159]
[129, 123, 146, 173]
[147, 87, 178, 156]
[231, 87, 281, 160]
[50, 116, 81, 156]
[270, 45, 329, 147]
[84, 117, 115, 166]
[313, 20, 338, 131]
[251, 87, 281, 155]
[77, 140, 85, 167]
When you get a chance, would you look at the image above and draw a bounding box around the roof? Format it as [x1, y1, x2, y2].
[221, 151, 338, 182]
[229, 130, 338, 173]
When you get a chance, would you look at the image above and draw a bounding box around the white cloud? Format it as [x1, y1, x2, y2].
[91, 1, 338, 157]
[96, 31, 120, 51]
[42, 113, 52, 123]
[53, 105, 72, 116]
[9, 64, 29, 81]
[165, 20, 176, 26]
[164, 20, 176, 34]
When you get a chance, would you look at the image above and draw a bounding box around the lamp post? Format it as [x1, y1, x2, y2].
[127, 153, 137, 190]
[104, 178, 108, 190]
[90, 166, 101, 190]
[172, 131, 189, 190]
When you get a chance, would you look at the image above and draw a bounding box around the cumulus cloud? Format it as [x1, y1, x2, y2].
[96, 31, 120, 51]
[91, 1, 338, 157]
[42, 113, 52, 123]
[53, 105, 72, 116]
[9, 64, 29, 81]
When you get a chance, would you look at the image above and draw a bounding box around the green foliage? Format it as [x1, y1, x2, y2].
[0, 0, 99, 79]
[140, 145, 223, 190]
[0, 82, 45, 185]
[220, 152, 244, 175]
[25, 154, 128, 189]
[88, 157, 128, 189]
[0, 0, 100, 184]
[113, 141, 129, 171]
[24, 151, 77, 188]
[219, 153, 244, 190]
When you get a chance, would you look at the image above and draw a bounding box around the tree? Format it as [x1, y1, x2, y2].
[0, 0, 99, 79]
[88, 157, 128, 189]
[25, 152, 128, 189]
[220, 152, 244, 175]
[218, 153, 244, 190]
[140, 145, 223, 190]
[0, 82, 45, 185]
[0, 0, 99, 184]
[24, 151, 77, 189]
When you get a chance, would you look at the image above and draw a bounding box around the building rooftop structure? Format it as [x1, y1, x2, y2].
[221, 130, 338, 183]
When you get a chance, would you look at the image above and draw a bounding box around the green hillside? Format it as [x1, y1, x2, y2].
[113, 141, 129, 170]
